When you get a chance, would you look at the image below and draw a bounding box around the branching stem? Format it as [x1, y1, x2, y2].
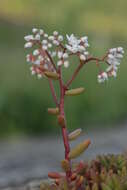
[66, 54, 108, 88]
[48, 53, 108, 184]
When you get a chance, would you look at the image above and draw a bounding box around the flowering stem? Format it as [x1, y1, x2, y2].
[58, 67, 72, 181]
[66, 61, 84, 88]
[66, 54, 108, 88]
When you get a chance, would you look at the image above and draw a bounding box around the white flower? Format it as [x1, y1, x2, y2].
[64, 61, 69, 68]
[33, 49, 40, 56]
[78, 46, 85, 51]
[34, 60, 40, 65]
[32, 28, 38, 33]
[57, 51, 69, 67]
[53, 31, 58, 36]
[116, 54, 123, 59]
[80, 54, 86, 61]
[53, 40, 59, 46]
[48, 36, 54, 41]
[43, 64, 48, 69]
[117, 47, 124, 52]
[58, 51, 63, 59]
[48, 43, 52, 48]
[102, 72, 108, 79]
[63, 53, 68, 59]
[24, 35, 34, 41]
[84, 43, 89, 47]
[98, 72, 108, 83]
[44, 33, 48, 38]
[24, 42, 33, 48]
[107, 47, 124, 78]
[42, 45, 48, 50]
[35, 34, 40, 40]
[37, 74, 42, 79]
[106, 65, 113, 72]
[26, 54, 31, 62]
[108, 54, 114, 59]
[38, 55, 44, 61]
[57, 60, 63, 66]
[66, 44, 77, 53]
[109, 48, 117, 53]
[31, 70, 36, 75]
[42, 40, 48, 44]
[81, 36, 88, 42]
[39, 29, 44, 35]
[66, 34, 80, 53]
[66, 34, 89, 57]
[111, 70, 117, 77]
[58, 35, 63, 41]
[84, 51, 89, 56]
[66, 34, 79, 45]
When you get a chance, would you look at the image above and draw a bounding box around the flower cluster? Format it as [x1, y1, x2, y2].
[24, 28, 124, 83]
[24, 28, 65, 78]
[97, 47, 124, 83]
[57, 51, 69, 68]
[66, 34, 89, 61]
[24, 28, 90, 78]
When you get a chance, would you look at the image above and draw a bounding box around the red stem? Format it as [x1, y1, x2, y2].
[66, 54, 108, 88]
[45, 50, 58, 72]
[48, 53, 108, 184]
[58, 67, 72, 180]
[66, 62, 83, 88]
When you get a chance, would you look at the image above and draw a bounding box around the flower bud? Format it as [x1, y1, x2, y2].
[68, 128, 82, 141]
[65, 87, 85, 96]
[69, 139, 91, 159]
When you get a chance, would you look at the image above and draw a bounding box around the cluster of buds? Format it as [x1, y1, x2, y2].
[24, 28, 90, 79]
[98, 47, 124, 83]
[24, 28, 124, 84]
[57, 51, 69, 68]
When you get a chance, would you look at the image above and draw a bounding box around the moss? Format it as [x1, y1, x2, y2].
[40, 154, 127, 190]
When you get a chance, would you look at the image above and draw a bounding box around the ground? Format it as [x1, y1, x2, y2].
[0, 123, 127, 189]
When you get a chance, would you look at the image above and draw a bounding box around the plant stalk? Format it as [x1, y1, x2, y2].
[58, 67, 72, 181]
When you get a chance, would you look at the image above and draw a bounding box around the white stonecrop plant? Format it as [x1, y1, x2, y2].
[24, 28, 125, 187]
[24, 28, 124, 83]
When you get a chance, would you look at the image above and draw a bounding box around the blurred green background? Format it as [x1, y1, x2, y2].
[0, 0, 127, 137]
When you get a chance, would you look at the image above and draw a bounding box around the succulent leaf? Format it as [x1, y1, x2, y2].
[69, 139, 91, 159]
[61, 159, 70, 172]
[48, 107, 59, 115]
[65, 87, 85, 96]
[44, 71, 59, 80]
